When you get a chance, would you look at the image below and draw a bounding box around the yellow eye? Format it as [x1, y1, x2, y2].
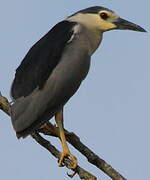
[100, 12, 109, 20]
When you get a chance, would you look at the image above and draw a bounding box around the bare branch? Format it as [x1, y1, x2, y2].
[0, 93, 96, 180]
[39, 123, 127, 180]
[0, 93, 127, 180]
[0, 92, 10, 116]
[32, 132, 96, 180]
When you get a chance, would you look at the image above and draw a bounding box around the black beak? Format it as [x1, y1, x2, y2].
[114, 18, 147, 32]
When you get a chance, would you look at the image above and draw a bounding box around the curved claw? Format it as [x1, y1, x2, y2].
[67, 171, 77, 178]
[58, 151, 77, 169]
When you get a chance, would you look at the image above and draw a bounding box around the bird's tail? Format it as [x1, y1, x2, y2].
[11, 95, 56, 138]
[11, 96, 36, 138]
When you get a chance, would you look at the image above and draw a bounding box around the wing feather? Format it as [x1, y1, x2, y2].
[11, 20, 77, 99]
[11, 21, 91, 138]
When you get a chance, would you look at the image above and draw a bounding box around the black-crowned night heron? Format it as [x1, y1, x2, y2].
[10, 6, 146, 169]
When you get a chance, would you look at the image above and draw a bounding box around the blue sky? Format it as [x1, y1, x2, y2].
[0, 1, 149, 180]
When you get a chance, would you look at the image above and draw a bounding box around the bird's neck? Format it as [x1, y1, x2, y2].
[85, 28, 103, 55]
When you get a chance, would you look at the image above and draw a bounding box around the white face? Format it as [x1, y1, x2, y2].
[67, 10, 120, 32]
[97, 10, 119, 31]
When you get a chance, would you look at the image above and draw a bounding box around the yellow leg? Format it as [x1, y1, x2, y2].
[55, 109, 77, 169]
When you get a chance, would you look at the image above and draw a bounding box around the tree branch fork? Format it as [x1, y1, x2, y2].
[0, 92, 127, 180]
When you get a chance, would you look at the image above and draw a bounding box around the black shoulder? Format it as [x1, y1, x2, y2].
[11, 20, 77, 99]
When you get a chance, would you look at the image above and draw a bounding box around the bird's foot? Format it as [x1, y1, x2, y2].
[58, 151, 77, 169]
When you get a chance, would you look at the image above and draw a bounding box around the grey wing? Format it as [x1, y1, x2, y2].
[11, 37, 91, 138]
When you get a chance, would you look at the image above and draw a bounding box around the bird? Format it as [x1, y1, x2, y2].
[10, 6, 146, 169]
